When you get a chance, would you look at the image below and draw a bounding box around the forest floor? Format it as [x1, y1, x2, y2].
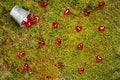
[0, 0, 120, 80]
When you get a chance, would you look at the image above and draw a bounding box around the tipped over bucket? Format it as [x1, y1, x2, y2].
[10, 5, 31, 27]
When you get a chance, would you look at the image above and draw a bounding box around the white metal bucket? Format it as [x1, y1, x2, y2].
[10, 5, 31, 27]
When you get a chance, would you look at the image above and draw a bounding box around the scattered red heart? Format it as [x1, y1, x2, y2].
[77, 43, 83, 50]
[31, 16, 39, 25]
[76, 26, 82, 32]
[78, 67, 84, 74]
[18, 51, 25, 58]
[52, 22, 59, 28]
[55, 39, 62, 46]
[41, 1, 48, 8]
[39, 40, 45, 48]
[64, 9, 70, 15]
[96, 55, 102, 62]
[99, 1, 105, 9]
[84, 10, 91, 16]
[55, 62, 63, 68]
[99, 26, 105, 32]
[23, 64, 29, 72]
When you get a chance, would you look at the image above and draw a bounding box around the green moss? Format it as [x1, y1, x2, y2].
[0, 29, 4, 44]
[0, 0, 120, 80]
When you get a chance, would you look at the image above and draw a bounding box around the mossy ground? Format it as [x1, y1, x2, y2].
[0, 0, 120, 80]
